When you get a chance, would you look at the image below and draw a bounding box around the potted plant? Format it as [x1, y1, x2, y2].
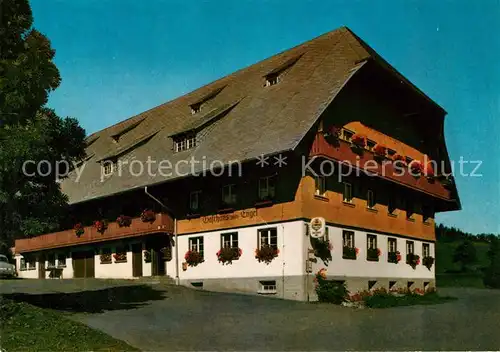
[406, 253, 420, 269]
[74, 223, 84, 237]
[216, 247, 242, 265]
[387, 250, 401, 264]
[143, 249, 151, 263]
[116, 215, 132, 227]
[343, 246, 359, 260]
[140, 209, 156, 223]
[350, 134, 366, 153]
[184, 250, 204, 267]
[373, 144, 387, 160]
[255, 244, 279, 265]
[367, 248, 381, 262]
[93, 220, 107, 234]
[423, 256, 435, 270]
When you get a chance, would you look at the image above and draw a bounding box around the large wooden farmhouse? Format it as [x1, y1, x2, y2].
[14, 27, 460, 300]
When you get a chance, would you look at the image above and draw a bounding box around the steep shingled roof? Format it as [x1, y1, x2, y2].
[61, 26, 433, 205]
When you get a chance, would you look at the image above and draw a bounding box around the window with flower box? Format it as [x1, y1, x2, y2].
[315, 176, 326, 197]
[20, 258, 27, 270]
[189, 236, 204, 259]
[406, 241, 415, 255]
[342, 230, 356, 260]
[28, 258, 36, 270]
[100, 248, 112, 264]
[189, 191, 201, 212]
[423, 243, 430, 258]
[47, 254, 56, 268]
[366, 139, 376, 151]
[221, 184, 237, 206]
[114, 246, 128, 263]
[387, 238, 399, 264]
[221, 232, 238, 249]
[341, 129, 354, 142]
[57, 253, 67, 267]
[387, 149, 396, 157]
[258, 228, 278, 250]
[259, 175, 276, 201]
[343, 182, 353, 203]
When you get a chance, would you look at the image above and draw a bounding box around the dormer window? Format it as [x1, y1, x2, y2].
[189, 86, 226, 115]
[264, 54, 303, 88]
[174, 133, 197, 152]
[265, 73, 280, 87]
[191, 103, 201, 115]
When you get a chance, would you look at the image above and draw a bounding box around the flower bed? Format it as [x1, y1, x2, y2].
[216, 247, 242, 265]
[343, 246, 358, 260]
[314, 268, 348, 304]
[185, 250, 204, 267]
[387, 251, 401, 264]
[406, 253, 420, 269]
[255, 245, 279, 264]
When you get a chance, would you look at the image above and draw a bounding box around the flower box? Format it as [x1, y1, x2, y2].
[350, 134, 366, 152]
[74, 223, 84, 237]
[143, 250, 151, 263]
[116, 215, 132, 227]
[387, 251, 401, 264]
[392, 154, 406, 164]
[217, 247, 242, 265]
[100, 253, 112, 264]
[255, 245, 279, 265]
[93, 220, 107, 234]
[323, 126, 341, 145]
[409, 160, 424, 177]
[113, 253, 127, 263]
[343, 246, 358, 260]
[185, 250, 204, 267]
[406, 253, 420, 269]
[373, 144, 387, 159]
[366, 248, 381, 262]
[140, 209, 156, 223]
[422, 256, 435, 270]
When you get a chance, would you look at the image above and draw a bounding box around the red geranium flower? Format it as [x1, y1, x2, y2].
[373, 144, 387, 156]
[351, 134, 367, 148]
[355, 247, 359, 255]
[392, 154, 406, 163]
[377, 248, 381, 257]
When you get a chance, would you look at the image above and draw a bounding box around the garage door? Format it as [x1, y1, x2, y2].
[72, 250, 95, 278]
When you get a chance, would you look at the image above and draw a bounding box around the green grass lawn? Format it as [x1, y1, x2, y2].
[364, 292, 457, 308]
[0, 299, 138, 351]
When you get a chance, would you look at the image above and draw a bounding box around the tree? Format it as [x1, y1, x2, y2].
[0, 0, 86, 253]
[483, 236, 500, 288]
[452, 240, 477, 272]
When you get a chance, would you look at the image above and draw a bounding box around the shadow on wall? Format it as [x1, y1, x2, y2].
[3, 284, 166, 313]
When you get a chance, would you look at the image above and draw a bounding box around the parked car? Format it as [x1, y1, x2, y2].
[0, 254, 16, 278]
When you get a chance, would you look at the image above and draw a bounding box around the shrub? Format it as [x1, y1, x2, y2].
[185, 250, 204, 267]
[217, 247, 242, 265]
[483, 237, 500, 288]
[314, 269, 348, 304]
[423, 256, 435, 270]
[255, 245, 279, 265]
[406, 253, 420, 269]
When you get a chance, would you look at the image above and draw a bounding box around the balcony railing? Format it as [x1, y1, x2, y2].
[16, 212, 174, 253]
[310, 133, 452, 200]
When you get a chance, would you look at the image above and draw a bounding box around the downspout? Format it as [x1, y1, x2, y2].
[144, 187, 179, 285]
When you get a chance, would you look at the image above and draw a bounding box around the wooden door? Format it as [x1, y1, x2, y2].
[132, 243, 143, 277]
[84, 252, 95, 278]
[72, 252, 85, 278]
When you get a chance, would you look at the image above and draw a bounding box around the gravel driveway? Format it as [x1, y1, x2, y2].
[2, 279, 500, 350]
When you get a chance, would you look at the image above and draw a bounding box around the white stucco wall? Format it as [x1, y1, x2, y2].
[309, 224, 436, 280]
[170, 220, 306, 281]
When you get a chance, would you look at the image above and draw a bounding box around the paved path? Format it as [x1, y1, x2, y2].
[2, 279, 500, 350]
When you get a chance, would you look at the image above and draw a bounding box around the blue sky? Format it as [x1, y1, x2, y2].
[30, 0, 499, 234]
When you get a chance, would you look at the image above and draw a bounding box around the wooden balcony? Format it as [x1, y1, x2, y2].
[15, 213, 174, 253]
[309, 133, 452, 200]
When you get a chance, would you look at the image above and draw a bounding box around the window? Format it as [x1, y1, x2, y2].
[57, 253, 67, 267]
[101, 247, 112, 264]
[343, 182, 353, 203]
[406, 241, 415, 255]
[388, 238, 397, 253]
[367, 139, 376, 151]
[265, 73, 280, 86]
[422, 205, 432, 223]
[189, 237, 204, 258]
[259, 280, 277, 294]
[315, 176, 326, 197]
[406, 200, 414, 219]
[368, 280, 377, 290]
[342, 129, 354, 142]
[20, 258, 26, 270]
[389, 280, 397, 290]
[189, 191, 201, 212]
[405, 156, 414, 164]
[47, 254, 56, 268]
[222, 184, 237, 206]
[258, 227, 278, 250]
[387, 149, 396, 157]
[221, 232, 238, 249]
[103, 162, 113, 176]
[343, 230, 355, 248]
[28, 258, 36, 269]
[174, 134, 196, 152]
[259, 175, 276, 200]
[190, 102, 201, 114]
[367, 234, 377, 250]
[115, 245, 128, 263]
[423, 243, 430, 257]
[367, 190, 375, 209]
[388, 195, 397, 215]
